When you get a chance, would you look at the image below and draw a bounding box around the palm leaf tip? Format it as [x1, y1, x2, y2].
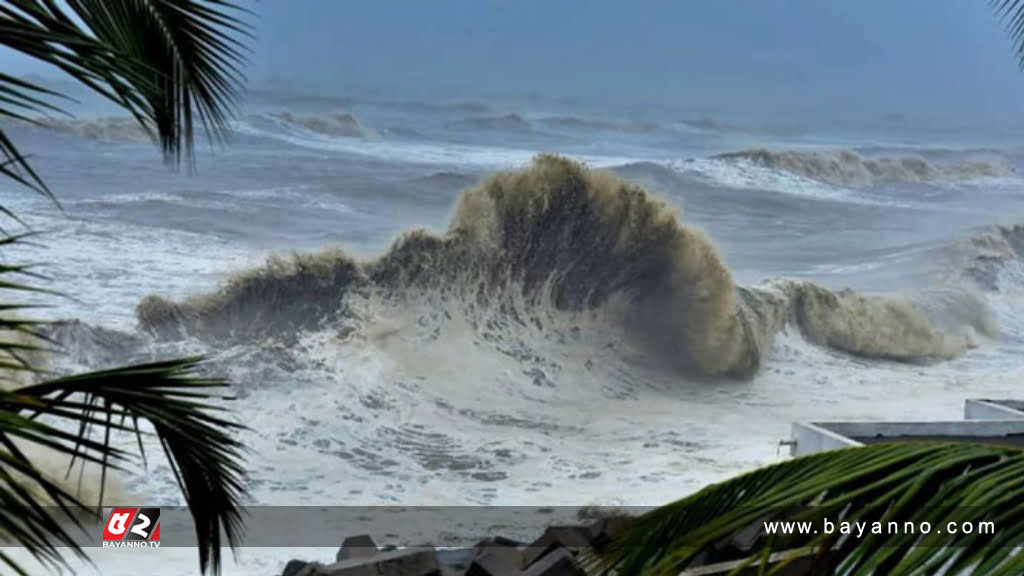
[69, 0, 252, 166]
[992, 0, 1024, 68]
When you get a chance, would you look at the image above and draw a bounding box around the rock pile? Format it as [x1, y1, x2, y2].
[276, 517, 630, 576]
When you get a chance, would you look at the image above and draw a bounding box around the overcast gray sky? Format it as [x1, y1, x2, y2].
[4, 1, 1024, 127]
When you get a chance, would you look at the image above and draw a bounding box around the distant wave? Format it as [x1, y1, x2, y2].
[138, 156, 984, 382]
[376, 99, 492, 114]
[30, 117, 151, 142]
[245, 88, 355, 109]
[454, 113, 533, 132]
[677, 118, 737, 133]
[538, 115, 658, 133]
[379, 126, 428, 139]
[612, 161, 685, 182]
[265, 111, 373, 138]
[713, 148, 1014, 188]
[411, 170, 480, 189]
[455, 113, 659, 134]
[23, 111, 376, 143]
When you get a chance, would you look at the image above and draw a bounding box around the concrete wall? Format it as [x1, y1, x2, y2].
[790, 419, 1024, 457]
[790, 422, 861, 457]
[965, 399, 1024, 420]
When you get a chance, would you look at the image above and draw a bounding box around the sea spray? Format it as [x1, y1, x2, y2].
[138, 155, 987, 379]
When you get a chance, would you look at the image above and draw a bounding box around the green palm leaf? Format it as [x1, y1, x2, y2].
[598, 442, 1024, 576]
[0, 1, 251, 574]
[0, 358, 248, 576]
[0, 0, 250, 198]
[993, 0, 1024, 67]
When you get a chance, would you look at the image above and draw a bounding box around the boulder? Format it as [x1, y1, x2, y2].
[462, 535, 527, 576]
[586, 517, 631, 552]
[520, 548, 585, 576]
[336, 535, 379, 562]
[489, 536, 526, 548]
[521, 526, 592, 566]
[282, 559, 310, 576]
[465, 550, 523, 576]
[300, 548, 441, 576]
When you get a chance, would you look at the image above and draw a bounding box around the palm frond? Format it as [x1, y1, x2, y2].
[0, 0, 250, 201]
[0, 357, 248, 575]
[0, 3, 252, 575]
[0, 234, 57, 386]
[599, 442, 1024, 576]
[992, 0, 1024, 67]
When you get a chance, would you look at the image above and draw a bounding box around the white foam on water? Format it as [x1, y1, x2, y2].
[672, 157, 913, 207]
[232, 119, 640, 170]
[12, 320, 1022, 575]
[62, 185, 357, 216]
[1, 209, 264, 330]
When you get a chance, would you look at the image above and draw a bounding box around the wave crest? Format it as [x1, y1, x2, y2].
[538, 115, 658, 133]
[266, 111, 372, 138]
[455, 113, 532, 132]
[766, 281, 983, 361]
[713, 148, 1014, 188]
[957, 223, 1024, 291]
[138, 156, 982, 379]
[32, 117, 151, 142]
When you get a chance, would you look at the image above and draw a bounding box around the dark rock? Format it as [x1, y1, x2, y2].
[336, 535, 378, 562]
[294, 563, 324, 576]
[491, 536, 526, 547]
[586, 517, 632, 552]
[465, 550, 521, 576]
[464, 536, 527, 575]
[282, 559, 309, 576]
[520, 548, 585, 576]
[522, 526, 592, 566]
[302, 548, 441, 576]
[471, 537, 520, 549]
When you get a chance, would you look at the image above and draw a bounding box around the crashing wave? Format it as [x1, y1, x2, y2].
[138, 156, 985, 379]
[745, 281, 987, 362]
[713, 148, 1014, 188]
[953, 224, 1024, 292]
[266, 111, 372, 138]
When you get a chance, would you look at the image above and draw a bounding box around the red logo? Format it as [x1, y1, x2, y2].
[103, 508, 161, 542]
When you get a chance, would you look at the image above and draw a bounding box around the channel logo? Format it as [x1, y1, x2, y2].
[101, 507, 161, 548]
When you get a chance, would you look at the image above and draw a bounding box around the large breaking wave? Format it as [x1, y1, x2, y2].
[137, 156, 992, 380]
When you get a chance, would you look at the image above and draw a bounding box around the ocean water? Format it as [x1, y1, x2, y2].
[2, 95, 1024, 575]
